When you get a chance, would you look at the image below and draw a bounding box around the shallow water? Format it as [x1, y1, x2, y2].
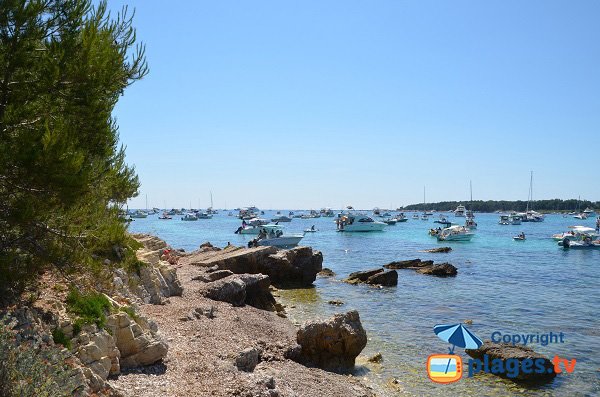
[129, 211, 600, 396]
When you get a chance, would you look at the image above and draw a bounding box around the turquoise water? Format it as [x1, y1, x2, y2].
[129, 211, 600, 396]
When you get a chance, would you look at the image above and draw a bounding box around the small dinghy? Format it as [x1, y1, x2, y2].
[513, 233, 526, 241]
[304, 226, 318, 233]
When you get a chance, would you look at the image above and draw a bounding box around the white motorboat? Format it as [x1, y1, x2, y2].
[412, 213, 419, 220]
[499, 215, 510, 225]
[271, 215, 292, 222]
[573, 213, 588, 220]
[558, 234, 600, 249]
[181, 213, 198, 221]
[583, 207, 596, 217]
[552, 226, 598, 241]
[434, 215, 451, 226]
[436, 225, 475, 242]
[304, 226, 318, 233]
[158, 212, 172, 220]
[454, 205, 466, 217]
[394, 213, 408, 222]
[235, 224, 283, 235]
[336, 213, 386, 232]
[510, 214, 522, 225]
[246, 217, 268, 226]
[257, 234, 304, 248]
[321, 208, 335, 217]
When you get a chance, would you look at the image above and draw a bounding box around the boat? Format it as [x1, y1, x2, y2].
[552, 226, 599, 241]
[336, 212, 386, 232]
[583, 207, 596, 217]
[510, 214, 522, 225]
[256, 234, 304, 248]
[434, 215, 452, 226]
[235, 224, 283, 235]
[304, 226, 318, 233]
[521, 171, 544, 222]
[465, 217, 477, 229]
[130, 210, 148, 218]
[558, 235, 600, 249]
[573, 213, 588, 220]
[196, 211, 213, 219]
[436, 225, 475, 242]
[271, 215, 292, 222]
[454, 205, 466, 217]
[421, 214, 429, 221]
[181, 213, 198, 221]
[321, 208, 335, 217]
[513, 234, 526, 241]
[412, 213, 419, 220]
[383, 218, 397, 225]
[394, 213, 408, 222]
[158, 212, 172, 220]
[499, 215, 510, 225]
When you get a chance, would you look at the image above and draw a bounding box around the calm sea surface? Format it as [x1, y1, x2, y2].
[128, 211, 600, 396]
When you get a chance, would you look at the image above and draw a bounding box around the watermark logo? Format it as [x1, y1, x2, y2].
[427, 324, 577, 383]
[427, 323, 482, 384]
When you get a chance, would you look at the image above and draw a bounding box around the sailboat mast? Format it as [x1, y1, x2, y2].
[423, 186, 426, 210]
[145, 194, 148, 211]
[210, 191, 213, 209]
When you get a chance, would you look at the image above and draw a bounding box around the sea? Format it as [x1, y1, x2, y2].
[128, 210, 600, 397]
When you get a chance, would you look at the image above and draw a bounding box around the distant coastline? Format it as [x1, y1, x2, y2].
[403, 199, 598, 213]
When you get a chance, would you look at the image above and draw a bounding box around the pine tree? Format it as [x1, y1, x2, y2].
[0, 0, 147, 294]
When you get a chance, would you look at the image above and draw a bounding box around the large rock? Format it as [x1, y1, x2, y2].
[416, 263, 457, 277]
[366, 270, 398, 286]
[421, 247, 452, 253]
[105, 312, 168, 368]
[296, 310, 367, 373]
[180, 245, 323, 286]
[200, 273, 276, 311]
[343, 268, 397, 286]
[465, 342, 557, 383]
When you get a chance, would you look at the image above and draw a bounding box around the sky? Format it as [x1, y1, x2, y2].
[109, 0, 600, 210]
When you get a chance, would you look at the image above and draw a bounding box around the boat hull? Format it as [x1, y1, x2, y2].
[338, 223, 386, 232]
[257, 235, 304, 248]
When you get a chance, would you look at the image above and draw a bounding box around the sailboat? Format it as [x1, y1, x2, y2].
[521, 171, 544, 222]
[465, 180, 477, 229]
[422, 186, 432, 219]
[206, 191, 218, 214]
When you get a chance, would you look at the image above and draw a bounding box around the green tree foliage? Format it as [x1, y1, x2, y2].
[0, 0, 147, 294]
[403, 199, 599, 213]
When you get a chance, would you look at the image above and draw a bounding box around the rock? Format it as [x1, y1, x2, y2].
[384, 259, 433, 269]
[328, 300, 344, 306]
[192, 269, 234, 282]
[465, 342, 557, 383]
[105, 312, 168, 368]
[200, 274, 276, 311]
[416, 263, 457, 277]
[420, 247, 452, 253]
[318, 268, 336, 277]
[345, 268, 383, 282]
[367, 352, 383, 363]
[464, 319, 473, 325]
[180, 246, 323, 286]
[296, 310, 367, 373]
[366, 270, 398, 286]
[235, 346, 262, 372]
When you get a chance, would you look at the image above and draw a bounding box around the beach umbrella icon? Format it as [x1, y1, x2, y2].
[433, 323, 483, 354]
[434, 323, 483, 374]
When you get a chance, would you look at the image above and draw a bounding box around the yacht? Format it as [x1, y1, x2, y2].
[256, 233, 304, 248]
[130, 210, 148, 219]
[583, 207, 596, 217]
[573, 213, 588, 220]
[465, 217, 477, 229]
[196, 211, 213, 219]
[336, 213, 386, 232]
[454, 205, 466, 217]
[436, 225, 475, 241]
[510, 214, 522, 225]
[321, 208, 335, 217]
[394, 213, 408, 222]
[158, 212, 172, 220]
[235, 224, 283, 235]
[552, 226, 599, 241]
[499, 215, 510, 225]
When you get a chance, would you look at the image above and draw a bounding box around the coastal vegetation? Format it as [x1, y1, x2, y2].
[0, 0, 146, 296]
[403, 199, 598, 213]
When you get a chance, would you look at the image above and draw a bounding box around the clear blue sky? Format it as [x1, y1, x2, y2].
[110, 0, 600, 209]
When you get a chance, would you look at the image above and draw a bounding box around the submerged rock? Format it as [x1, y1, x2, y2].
[318, 268, 336, 277]
[465, 342, 557, 383]
[345, 268, 383, 282]
[421, 247, 452, 253]
[416, 263, 457, 277]
[384, 259, 433, 269]
[296, 310, 367, 373]
[367, 352, 383, 363]
[328, 300, 344, 306]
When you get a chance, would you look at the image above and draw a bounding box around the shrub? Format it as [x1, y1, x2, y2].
[51, 328, 72, 350]
[66, 289, 112, 333]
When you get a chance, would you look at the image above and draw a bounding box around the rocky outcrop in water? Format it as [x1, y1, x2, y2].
[343, 268, 398, 286]
[180, 245, 323, 286]
[420, 247, 452, 253]
[296, 310, 367, 373]
[465, 342, 557, 383]
[384, 258, 457, 277]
